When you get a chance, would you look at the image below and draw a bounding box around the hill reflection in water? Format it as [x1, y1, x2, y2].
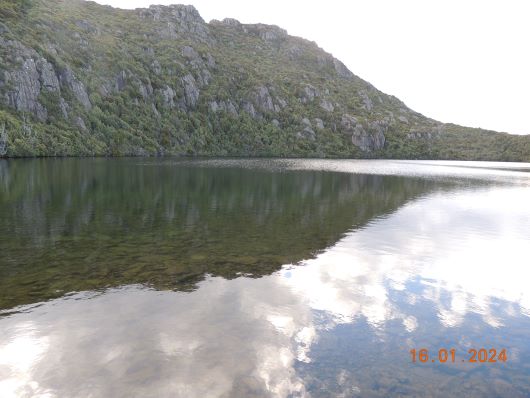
[0, 158, 449, 309]
[1, 159, 529, 397]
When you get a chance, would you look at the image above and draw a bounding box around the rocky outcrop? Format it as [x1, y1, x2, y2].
[247, 24, 287, 44]
[114, 70, 127, 92]
[180, 45, 213, 87]
[341, 114, 358, 131]
[300, 84, 319, 104]
[221, 18, 241, 27]
[360, 90, 373, 112]
[4, 58, 47, 121]
[242, 101, 257, 118]
[406, 125, 444, 140]
[181, 74, 199, 108]
[254, 86, 277, 112]
[138, 5, 211, 43]
[37, 59, 60, 92]
[75, 116, 87, 131]
[0, 38, 61, 121]
[58, 98, 69, 119]
[297, 117, 316, 140]
[209, 100, 238, 115]
[333, 59, 353, 79]
[58, 67, 91, 110]
[341, 114, 386, 152]
[320, 99, 334, 112]
[314, 118, 325, 130]
[159, 86, 176, 109]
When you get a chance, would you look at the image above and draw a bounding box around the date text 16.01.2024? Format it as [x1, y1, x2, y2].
[410, 348, 507, 363]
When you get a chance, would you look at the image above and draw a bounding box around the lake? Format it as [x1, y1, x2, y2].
[1, 158, 529, 397]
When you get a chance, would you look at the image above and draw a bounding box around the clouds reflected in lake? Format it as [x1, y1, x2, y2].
[1, 179, 529, 397]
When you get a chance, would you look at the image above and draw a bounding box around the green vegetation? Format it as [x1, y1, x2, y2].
[0, 0, 529, 160]
[0, 0, 32, 19]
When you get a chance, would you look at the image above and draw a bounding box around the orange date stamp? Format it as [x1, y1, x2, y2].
[410, 348, 507, 363]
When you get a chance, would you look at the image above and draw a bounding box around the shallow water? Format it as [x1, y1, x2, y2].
[0, 158, 529, 397]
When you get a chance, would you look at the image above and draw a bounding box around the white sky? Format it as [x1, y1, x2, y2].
[93, 0, 530, 135]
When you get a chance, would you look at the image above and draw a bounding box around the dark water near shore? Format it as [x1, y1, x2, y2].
[1, 158, 529, 397]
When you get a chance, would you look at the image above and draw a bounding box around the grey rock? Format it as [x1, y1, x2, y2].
[271, 119, 280, 127]
[59, 97, 69, 119]
[137, 79, 153, 100]
[320, 99, 334, 112]
[75, 116, 87, 131]
[139, 5, 211, 43]
[360, 90, 373, 112]
[297, 126, 316, 141]
[160, 85, 176, 108]
[59, 67, 91, 110]
[316, 54, 333, 68]
[351, 125, 369, 150]
[205, 53, 216, 68]
[5, 58, 47, 121]
[98, 84, 111, 97]
[181, 74, 199, 108]
[242, 101, 257, 118]
[225, 100, 238, 116]
[221, 18, 241, 27]
[209, 101, 219, 112]
[333, 59, 353, 78]
[406, 125, 443, 140]
[297, 117, 316, 140]
[181, 45, 200, 60]
[341, 114, 358, 132]
[208, 100, 237, 115]
[254, 86, 275, 112]
[398, 116, 409, 124]
[276, 97, 288, 109]
[151, 103, 160, 117]
[151, 60, 162, 75]
[351, 121, 386, 152]
[314, 118, 325, 130]
[115, 70, 127, 91]
[368, 120, 387, 146]
[340, 114, 386, 151]
[196, 68, 211, 87]
[302, 117, 312, 127]
[287, 45, 303, 59]
[248, 24, 287, 43]
[36, 59, 60, 92]
[301, 84, 319, 103]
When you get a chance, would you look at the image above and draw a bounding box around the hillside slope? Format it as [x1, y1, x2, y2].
[0, 0, 529, 160]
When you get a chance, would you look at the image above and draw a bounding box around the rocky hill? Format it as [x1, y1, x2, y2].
[0, 0, 529, 160]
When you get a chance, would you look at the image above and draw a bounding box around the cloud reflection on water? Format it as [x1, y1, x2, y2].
[1, 185, 530, 397]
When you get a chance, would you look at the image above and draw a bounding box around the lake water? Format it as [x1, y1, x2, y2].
[1, 158, 529, 397]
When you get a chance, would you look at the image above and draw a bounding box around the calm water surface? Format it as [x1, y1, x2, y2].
[0, 158, 529, 397]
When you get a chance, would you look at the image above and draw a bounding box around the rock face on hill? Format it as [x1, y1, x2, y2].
[0, 0, 528, 160]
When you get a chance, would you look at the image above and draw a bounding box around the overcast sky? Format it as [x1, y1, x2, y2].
[93, 0, 529, 135]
